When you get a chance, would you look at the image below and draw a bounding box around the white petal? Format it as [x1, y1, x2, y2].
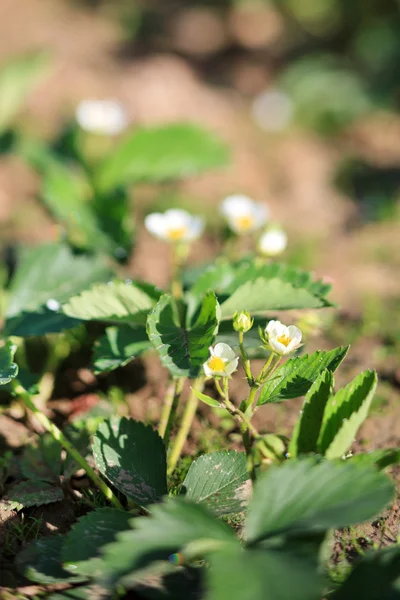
[76, 99, 127, 135]
[187, 217, 205, 240]
[287, 326, 302, 344]
[268, 339, 287, 355]
[225, 357, 239, 376]
[144, 213, 167, 239]
[203, 362, 213, 377]
[266, 319, 279, 335]
[213, 343, 236, 361]
[220, 195, 254, 217]
[258, 230, 287, 256]
[164, 209, 192, 228]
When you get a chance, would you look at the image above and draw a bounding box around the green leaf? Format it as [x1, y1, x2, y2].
[63, 280, 161, 326]
[332, 546, 400, 600]
[0, 51, 49, 133]
[0, 480, 63, 511]
[146, 292, 220, 378]
[16, 536, 85, 585]
[6, 243, 112, 319]
[20, 433, 62, 483]
[216, 317, 269, 359]
[100, 498, 235, 586]
[318, 370, 377, 459]
[92, 325, 151, 373]
[182, 451, 250, 516]
[348, 449, 400, 471]
[92, 416, 167, 506]
[0, 341, 18, 384]
[4, 308, 80, 337]
[62, 508, 132, 578]
[289, 370, 334, 457]
[190, 387, 221, 408]
[207, 542, 323, 600]
[258, 346, 348, 406]
[188, 259, 334, 317]
[44, 585, 111, 600]
[96, 123, 229, 192]
[245, 459, 393, 544]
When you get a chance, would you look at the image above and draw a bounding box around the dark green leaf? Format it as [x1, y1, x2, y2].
[62, 508, 132, 578]
[16, 536, 85, 585]
[0, 480, 63, 511]
[4, 308, 81, 337]
[318, 370, 377, 459]
[20, 433, 62, 483]
[0, 341, 18, 384]
[0, 51, 49, 132]
[146, 292, 220, 378]
[245, 459, 394, 544]
[63, 280, 161, 326]
[92, 416, 167, 506]
[333, 546, 400, 600]
[100, 499, 235, 586]
[92, 325, 151, 374]
[96, 123, 229, 192]
[289, 370, 334, 457]
[6, 243, 112, 319]
[182, 451, 250, 516]
[44, 585, 111, 599]
[258, 346, 348, 406]
[207, 542, 323, 600]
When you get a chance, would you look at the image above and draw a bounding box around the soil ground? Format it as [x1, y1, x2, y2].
[0, 0, 399, 594]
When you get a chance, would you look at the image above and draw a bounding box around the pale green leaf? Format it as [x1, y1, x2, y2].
[190, 387, 221, 408]
[245, 459, 393, 544]
[6, 243, 112, 319]
[258, 346, 348, 406]
[348, 449, 400, 471]
[207, 542, 323, 600]
[318, 370, 377, 459]
[96, 123, 229, 192]
[92, 416, 167, 506]
[92, 325, 151, 373]
[289, 370, 334, 457]
[183, 451, 250, 515]
[146, 292, 220, 378]
[62, 508, 132, 578]
[0, 51, 49, 132]
[63, 280, 160, 326]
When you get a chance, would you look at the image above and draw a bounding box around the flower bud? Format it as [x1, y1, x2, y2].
[233, 311, 254, 333]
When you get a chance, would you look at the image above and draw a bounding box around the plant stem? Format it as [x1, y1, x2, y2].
[238, 332, 253, 384]
[167, 377, 204, 476]
[257, 352, 276, 384]
[244, 384, 259, 414]
[13, 383, 124, 510]
[159, 378, 184, 446]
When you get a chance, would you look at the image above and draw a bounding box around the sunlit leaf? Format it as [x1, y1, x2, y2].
[92, 325, 151, 373]
[0, 340, 18, 384]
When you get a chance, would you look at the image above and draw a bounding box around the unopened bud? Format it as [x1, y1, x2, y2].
[233, 311, 253, 333]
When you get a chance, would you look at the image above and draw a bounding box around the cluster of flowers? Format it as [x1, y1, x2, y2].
[204, 317, 302, 378]
[144, 197, 287, 257]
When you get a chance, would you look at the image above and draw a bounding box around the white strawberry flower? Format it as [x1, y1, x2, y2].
[76, 99, 128, 135]
[265, 320, 302, 356]
[220, 195, 269, 234]
[258, 228, 287, 256]
[203, 343, 239, 378]
[144, 209, 204, 243]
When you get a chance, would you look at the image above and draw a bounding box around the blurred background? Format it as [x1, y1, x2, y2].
[0, 0, 399, 443]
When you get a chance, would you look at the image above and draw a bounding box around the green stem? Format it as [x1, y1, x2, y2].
[159, 378, 184, 446]
[14, 383, 124, 510]
[244, 385, 259, 414]
[215, 378, 225, 399]
[167, 377, 204, 476]
[239, 332, 254, 384]
[257, 352, 276, 384]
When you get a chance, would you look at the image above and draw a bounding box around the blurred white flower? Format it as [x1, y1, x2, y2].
[265, 320, 302, 356]
[203, 343, 239, 377]
[258, 228, 287, 256]
[144, 209, 204, 243]
[251, 88, 293, 132]
[221, 195, 268, 234]
[46, 298, 60, 311]
[75, 99, 128, 135]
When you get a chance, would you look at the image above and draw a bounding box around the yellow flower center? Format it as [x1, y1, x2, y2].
[234, 214, 254, 232]
[208, 356, 226, 372]
[277, 334, 291, 347]
[166, 226, 188, 241]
